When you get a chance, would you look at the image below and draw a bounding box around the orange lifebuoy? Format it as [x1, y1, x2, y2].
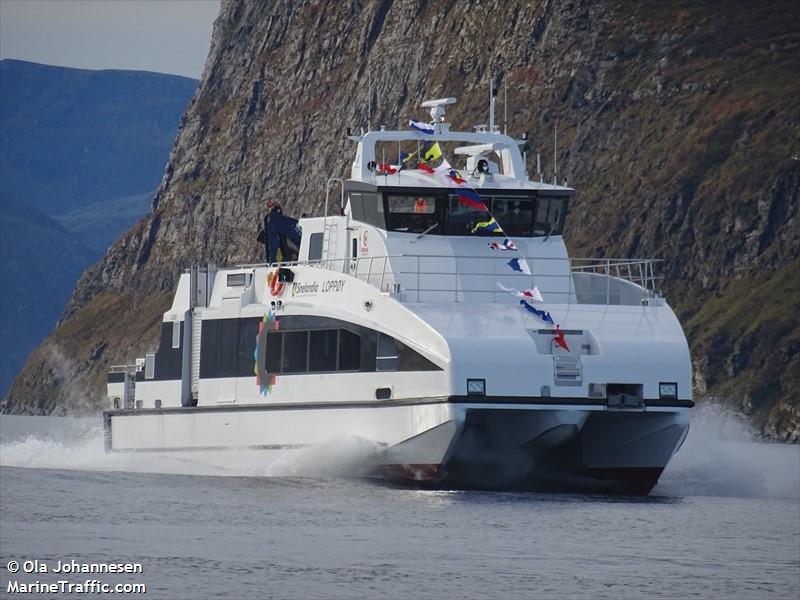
[269, 268, 285, 297]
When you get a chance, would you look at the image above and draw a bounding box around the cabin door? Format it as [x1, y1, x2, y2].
[322, 221, 347, 272]
[349, 233, 359, 275]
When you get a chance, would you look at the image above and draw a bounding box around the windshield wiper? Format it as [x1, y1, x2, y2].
[414, 222, 439, 240]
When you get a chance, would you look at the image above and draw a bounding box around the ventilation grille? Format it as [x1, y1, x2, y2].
[553, 354, 582, 386]
[191, 311, 202, 398]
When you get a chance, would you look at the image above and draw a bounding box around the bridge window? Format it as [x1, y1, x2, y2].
[349, 192, 385, 228]
[386, 194, 439, 233]
[348, 192, 363, 218]
[442, 196, 487, 235]
[534, 196, 568, 236]
[361, 192, 385, 228]
[493, 198, 534, 237]
[350, 188, 569, 237]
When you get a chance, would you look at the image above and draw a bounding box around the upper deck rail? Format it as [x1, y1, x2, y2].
[239, 255, 664, 306]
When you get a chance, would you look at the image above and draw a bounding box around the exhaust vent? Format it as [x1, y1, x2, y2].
[606, 384, 643, 409]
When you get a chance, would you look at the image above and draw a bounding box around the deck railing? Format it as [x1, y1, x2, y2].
[240, 255, 664, 306]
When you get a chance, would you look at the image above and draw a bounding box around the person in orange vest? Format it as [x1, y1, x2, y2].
[414, 197, 428, 213]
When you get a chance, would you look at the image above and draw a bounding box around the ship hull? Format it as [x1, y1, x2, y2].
[104, 399, 689, 495]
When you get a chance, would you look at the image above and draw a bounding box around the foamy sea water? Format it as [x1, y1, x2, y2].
[1, 405, 798, 599]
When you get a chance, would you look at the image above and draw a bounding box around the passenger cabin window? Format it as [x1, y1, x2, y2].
[266, 332, 282, 373]
[282, 331, 308, 373]
[308, 232, 323, 261]
[309, 329, 338, 372]
[338, 330, 361, 371]
[264, 328, 362, 374]
[171, 321, 181, 349]
[376, 333, 400, 371]
[227, 273, 247, 287]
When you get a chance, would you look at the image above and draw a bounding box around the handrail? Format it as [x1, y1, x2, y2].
[235, 254, 663, 306]
[323, 177, 345, 262]
[239, 255, 664, 268]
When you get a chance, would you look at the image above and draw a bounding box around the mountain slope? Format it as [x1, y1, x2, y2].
[53, 191, 154, 253]
[0, 195, 95, 399]
[4, 0, 799, 438]
[0, 59, 197, 216]
[0, 61, 197, 397]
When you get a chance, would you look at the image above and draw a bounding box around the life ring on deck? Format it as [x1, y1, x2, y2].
[269, 268, 285, 297]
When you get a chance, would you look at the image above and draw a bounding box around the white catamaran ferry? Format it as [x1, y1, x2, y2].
[105, 97, 692, 494]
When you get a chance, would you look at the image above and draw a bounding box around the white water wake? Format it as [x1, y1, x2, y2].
[655, 403, 799, 500]
[1, 407, 798, 499]
[0, 415, 380, 478]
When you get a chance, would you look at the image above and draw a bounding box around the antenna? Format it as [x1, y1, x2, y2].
[537, 152, 542, 182]
[503, 74, 508, 135]
[398, 119, 401, 167]
[553, 124, 558, 185]
[367, 71, 372, 132]
[522, 131, 527, 173]
[488, 73, 497, 133]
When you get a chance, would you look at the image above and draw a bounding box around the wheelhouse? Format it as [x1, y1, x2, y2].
[346, 185, 572, 237]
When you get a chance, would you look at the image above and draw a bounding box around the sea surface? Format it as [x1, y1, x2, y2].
[0, 405, 798, 600]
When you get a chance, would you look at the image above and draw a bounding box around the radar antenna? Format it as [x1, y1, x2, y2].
[421, 97, 456, 123]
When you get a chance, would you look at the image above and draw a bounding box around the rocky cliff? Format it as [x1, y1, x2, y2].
[5, 0, 799, 439]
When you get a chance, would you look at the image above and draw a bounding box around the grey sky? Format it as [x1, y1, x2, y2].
[0, 0, 220, 79]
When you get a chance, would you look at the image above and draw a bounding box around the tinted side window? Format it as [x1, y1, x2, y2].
[442, 195, 488, 235]
[376, 333, 400, 371]
[348, 192, 364, 220]
[309, 329, 338, 372]
[385, 194, 442, 234]
[361, 193, 386, 228]
[308, 233, 323, 261]
[493, 198, 534, 237]
[282, 331, 308, 373]
[200, 318, 259, 379]
[266, 331, 282, 373]
[261, 323, 439, 375]
[338, 329, 361, 371]
[535, 196, 568, 236]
